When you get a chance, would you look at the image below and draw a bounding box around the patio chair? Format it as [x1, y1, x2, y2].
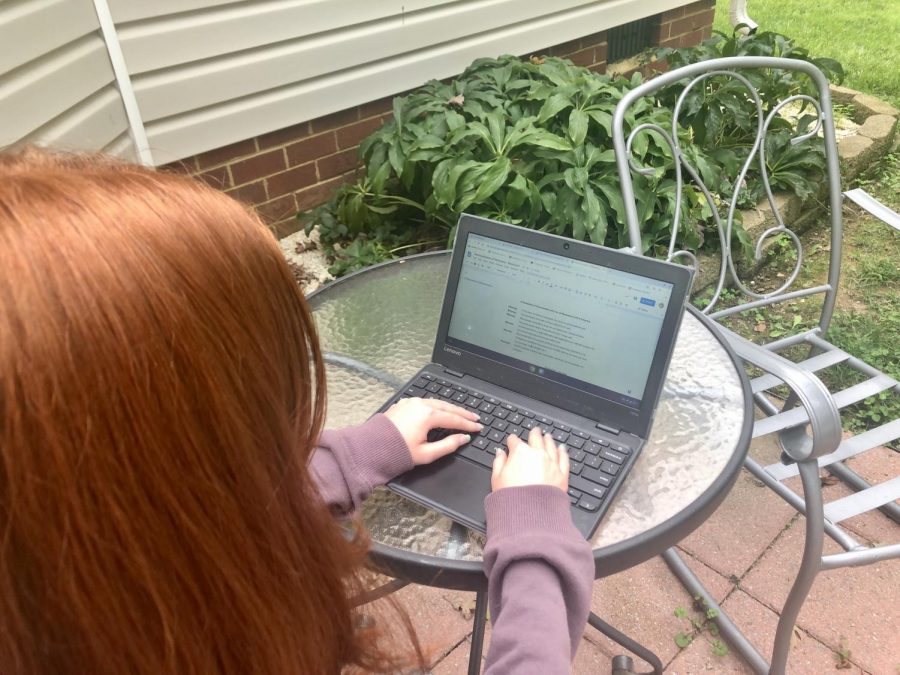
[611, 56, 900, 674]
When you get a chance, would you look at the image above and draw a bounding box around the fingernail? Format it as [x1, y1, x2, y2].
[462, 434, 472, 442]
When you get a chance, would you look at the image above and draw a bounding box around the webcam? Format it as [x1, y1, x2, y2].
[563, 242, 570, 249]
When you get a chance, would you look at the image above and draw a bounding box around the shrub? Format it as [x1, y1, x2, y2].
[304, 31, 843, 276]
[656, 28, 843, 205]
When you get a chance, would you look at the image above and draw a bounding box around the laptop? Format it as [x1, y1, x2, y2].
[377, 214, 693, 539]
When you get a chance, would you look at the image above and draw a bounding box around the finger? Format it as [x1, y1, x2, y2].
[506, 433, 522, 453]
[421, 398, 480, 421]
[419, 433, 472, 463]
[492, 447, 507, 481]
[558, 444, 569, 476]
[528, 426, 543, 449]
[543, 433, 559, 464]
[426, 410, 482, 433]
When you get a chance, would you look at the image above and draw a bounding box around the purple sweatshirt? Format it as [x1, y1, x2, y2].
[310, 414, 594, 673]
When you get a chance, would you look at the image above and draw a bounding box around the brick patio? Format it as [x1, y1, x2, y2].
[395, 431, 900, 673]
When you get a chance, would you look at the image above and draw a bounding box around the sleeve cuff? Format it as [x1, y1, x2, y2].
[352, 413, 414, 485]
[484, 484, 579, 540]
[318, 413, 414, 490]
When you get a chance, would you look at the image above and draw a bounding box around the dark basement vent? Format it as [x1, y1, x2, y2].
[608, 17, 658, 62]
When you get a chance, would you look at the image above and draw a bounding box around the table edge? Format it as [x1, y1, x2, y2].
[310, 252, 754, 588]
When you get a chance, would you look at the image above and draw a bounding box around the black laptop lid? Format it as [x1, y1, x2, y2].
[432, 214, 693, 438]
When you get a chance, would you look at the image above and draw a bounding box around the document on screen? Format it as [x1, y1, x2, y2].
[446, 233, 674, 402]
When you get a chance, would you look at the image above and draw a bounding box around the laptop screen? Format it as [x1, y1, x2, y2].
[446, 233, 674, 408]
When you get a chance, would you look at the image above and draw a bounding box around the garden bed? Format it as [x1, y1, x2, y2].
[687, 84, 898, 294]
[281, 85, 897, 298]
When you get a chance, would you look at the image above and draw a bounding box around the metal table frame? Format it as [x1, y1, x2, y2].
[308, 252, 753, 673]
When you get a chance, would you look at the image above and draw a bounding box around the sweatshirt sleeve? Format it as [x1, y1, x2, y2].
[309, 413, 414, 513]
[482, 485, 594, 674]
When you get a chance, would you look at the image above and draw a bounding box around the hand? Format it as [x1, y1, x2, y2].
[491, 427, 569, 492]
[383, 397, 482, 465]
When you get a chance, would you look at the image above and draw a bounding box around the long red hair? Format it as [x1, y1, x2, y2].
[0, 149, 420, 673]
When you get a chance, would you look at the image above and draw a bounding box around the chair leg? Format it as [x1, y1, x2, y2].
[467, 589, 489, 675]
[770, 461, 825, 674]
[662, 548, 769, 675]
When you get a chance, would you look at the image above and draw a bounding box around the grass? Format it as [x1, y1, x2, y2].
[708, 151, 900, 439]
[706, 1, 900, 441]
[713, 0, 900, 108]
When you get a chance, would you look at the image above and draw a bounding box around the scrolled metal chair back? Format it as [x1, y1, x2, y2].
[613, 56, 844, 336]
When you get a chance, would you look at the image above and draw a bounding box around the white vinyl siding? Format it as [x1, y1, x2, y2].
[3, 0, 694, 165]
[0, 0, 135, 159]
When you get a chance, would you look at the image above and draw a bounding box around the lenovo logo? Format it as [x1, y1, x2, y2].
[443, 346, 462, 356]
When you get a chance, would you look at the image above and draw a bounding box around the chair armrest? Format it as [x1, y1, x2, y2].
[844, 188, 900, 232]
[722, 330, 843, 462]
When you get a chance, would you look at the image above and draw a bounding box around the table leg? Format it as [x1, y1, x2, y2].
[322, 352, 402, 388]
[351, 577, 409, 607]
[467, 589, 489, 675]
[587, 612, 663, 674]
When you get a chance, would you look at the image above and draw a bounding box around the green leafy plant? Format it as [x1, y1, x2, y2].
[835, 636, 852, 669]
[303, 56, 735, 273]
[673, 596, 729, 657]
[305, 30, 844, 276]
[655, 28, 840, 207]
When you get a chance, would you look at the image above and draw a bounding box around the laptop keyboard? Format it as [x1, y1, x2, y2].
[397, 373, 636, 515]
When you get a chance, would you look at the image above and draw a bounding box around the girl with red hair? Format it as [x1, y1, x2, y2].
[0, 149, 592, 674]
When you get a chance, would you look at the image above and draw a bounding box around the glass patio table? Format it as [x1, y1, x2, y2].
[307, 251, 752, 673]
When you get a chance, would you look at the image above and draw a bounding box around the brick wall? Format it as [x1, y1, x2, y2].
[164, 0, 715, 237]
[655, 0, 716, 50]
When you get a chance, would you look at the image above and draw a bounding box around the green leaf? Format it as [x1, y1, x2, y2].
[674, 632, 693, 649]
[445, 109, 466, 131]
[586, 193, 607, 245]
[563, 167, 588, 196]
[365, 203, 399, 215]
[466, 121, 495, 150]
[388, 139, 405, 175]
[370, 160, 392, 193]
[586, 109, 613, 135]
[582, 186, 602, 233]
[392, 96, 405, 130]
[412, 134, 446, 150]
[506, 173, 529, 211]
[456, 162, 497, 210]
[473, 157, 512, 203]
[597, 181, 627, 225]
[812, 57, 844, 83]
[486, 112, 507, 153]
[568, 108, 589, 146]
[522, 129, 573, 151]
[538, 93, 574, 122]
[432, 158, 470, 206]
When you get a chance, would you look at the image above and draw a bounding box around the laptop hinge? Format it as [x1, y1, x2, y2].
[443, 367, 464, 378]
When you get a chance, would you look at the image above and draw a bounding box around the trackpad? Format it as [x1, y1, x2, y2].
[391, 456, 492, 532]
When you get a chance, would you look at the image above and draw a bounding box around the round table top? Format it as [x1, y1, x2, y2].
[308, 252, 751, 586]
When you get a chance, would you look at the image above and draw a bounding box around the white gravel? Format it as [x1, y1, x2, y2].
[278, 226, 333, 295]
